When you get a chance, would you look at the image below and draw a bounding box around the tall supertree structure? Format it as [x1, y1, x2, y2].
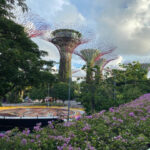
[50, 29, 86, 82]
[94, 57, 118, 83]
[75, 48, 114, 83]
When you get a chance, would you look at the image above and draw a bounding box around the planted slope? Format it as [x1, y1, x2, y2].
[1, 94, 150, 149]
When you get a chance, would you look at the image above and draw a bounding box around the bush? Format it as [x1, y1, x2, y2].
[1, 94, 150, 149]
[51, 82, 74, 102]
[29, 87, 48, 100]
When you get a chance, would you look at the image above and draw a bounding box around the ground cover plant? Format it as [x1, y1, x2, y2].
[0, 93, 150, 150]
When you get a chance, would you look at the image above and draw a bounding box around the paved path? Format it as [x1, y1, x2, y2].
[2, 100, 83, 108]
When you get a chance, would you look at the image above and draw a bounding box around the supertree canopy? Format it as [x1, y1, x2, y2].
[95, 57, 118, 73]
[12, 9, 50, 38]
[75, 48, 114, 82]
[94, 57, 118, 82]
[50, 29, 85, 82]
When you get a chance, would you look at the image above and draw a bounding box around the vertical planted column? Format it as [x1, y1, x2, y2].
[51, 29, 82, 82]
[59, 50, 72, 82]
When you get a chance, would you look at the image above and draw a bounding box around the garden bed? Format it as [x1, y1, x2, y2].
[0, 94, 150, 149]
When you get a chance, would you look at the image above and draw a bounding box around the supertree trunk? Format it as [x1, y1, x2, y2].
[59, 50, 72, 82]
[95, 66, 102, 84]
[86, 65, 93, 83]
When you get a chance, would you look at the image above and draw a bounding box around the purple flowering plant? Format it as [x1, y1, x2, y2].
[0, 94, 150, 149]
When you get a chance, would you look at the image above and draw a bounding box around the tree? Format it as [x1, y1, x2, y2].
[78, 61, 150, 114]
[0, 0, 28, 18]
[51, 82, 74, 103]
[0, 16, 54, 101]
[29, 71, 55, 100]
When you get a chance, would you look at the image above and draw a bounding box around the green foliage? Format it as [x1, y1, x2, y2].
[7, 89, 23, 103]
[79, 62, 150, 114]
[51, 82, 75, 102]
[0, 0, 28, 18]
[29, 87, 48, 100]
[0, 14, 54, 101]
[28, 71, 55, 100]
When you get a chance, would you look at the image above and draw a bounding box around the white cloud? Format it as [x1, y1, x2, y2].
[26, 0, 68, 17]
[31, 38, 60, 62]
[94, 0, 150, 55]
[26, 0, 86, 28]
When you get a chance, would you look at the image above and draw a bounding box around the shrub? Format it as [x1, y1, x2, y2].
[1, 94, 150, 149]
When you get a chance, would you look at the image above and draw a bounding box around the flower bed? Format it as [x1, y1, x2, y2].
[1, 94, 150, 150]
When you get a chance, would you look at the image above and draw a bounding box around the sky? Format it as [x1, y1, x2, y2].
[21, 0, 150, 76]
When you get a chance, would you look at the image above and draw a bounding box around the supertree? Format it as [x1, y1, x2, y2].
[12, 9, 50, 38]
[48, 29, 87, 82]
[94, 57, 118, 83]
[75, 48, 115, 83]
[141, 63, 150, 71]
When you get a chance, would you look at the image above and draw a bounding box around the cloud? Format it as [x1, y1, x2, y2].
[94, 0, 150, 55]
[26, 0, 68, 17]
[32, 38, 60, 62]
[26, 0, 86, 28]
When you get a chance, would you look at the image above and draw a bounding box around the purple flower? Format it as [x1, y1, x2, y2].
[34, 125, 42, 131]
[0, 133, 5, 138]
[109, 107, 115, 112]
[57, 146, 63, 150]
[99, 110, 106, 115]
[64, 137, 71, 144]
[82, 124, 91, 131]
[48, 121, 54, 129]
[69, 133, 75, 138]
[140, 117, 146, 121]
[122, 139, 127, 143]
[21, 138, 27, 145]
[128, 112, 135, 117]
[36, 134, 40, 139]
[118, 119, 123, 123]
[76, 116, 81, 120]
[56, 136, 64, 141]
[5, 130, 11, 135]
[86, 115, 93, 119]
[63, 143, 67, 147]
[23, 128, 30, 135]
[68, 145, 73, 150]
[38, 140, 41, 143]
[112, 117, 117, 120]
[112, 122, 116, 126]
[30, 139, 35, 143]
[113, 135, 122, 140]
[87, 142, 96, 150]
